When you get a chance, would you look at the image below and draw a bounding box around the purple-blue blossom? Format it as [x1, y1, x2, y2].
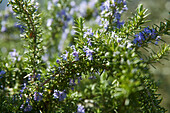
[72, 46, 79, 61]
[62, 50, 69, 61]
[20, 104, 24, 109]
[117, 37, 122, 43]
[53, 90, 67, 101]
[133, 27, 158, 46]
[47, 1, 52, 10]
[1, 26, 6, 32]
[47, 18, 53, 27]
[56, 59, 60, 63]
[24, 104, 32, 112]
[88, 76, 97, 79]
[58, 29, 69, 51]
[52, 0, 59, 4]
[155, 36, 161, 45]
[0, 70, 5, 79]
[142, 27, 157, 39]
[56, 9, 73, 29]
[127, 42, 133, 49]
[78, 1, 88, 17]
[36, 74, 41, 81]
[33, 92, 43, 101]
[69, 78, 76, 86]
[77, 76, 82, 84]
[0, 70, 5, 75]
[26, 98, 30, 103]
[133, 32, 145, 45]
[77, 104, 85, 113]
[88, 0, 98, 8]
[151, 29, 157, 39]
[100, 0, 128, 29]
[84, 28, 93, 38]
[84, 46, 94, 60]
[116, 20, 124, 29]
[101, 0, 111, 12]
[9, 49, 18, 57]
[14, 23, 25, 33]
[114, 13, 121, 20]
[72, 50, 79, 61]
[9, 49, 21, 62]
[87, 38, 92, 46]
[70, 1, 76, 7]
[69, 74, 82, 90]
[1, 20, 7, 32]
[20, 98, 32, 112]
[143, 27, 151, 34]
[20, 83, 27, 93]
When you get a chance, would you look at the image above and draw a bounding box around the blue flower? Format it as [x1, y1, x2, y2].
[117, 37, 122, 43]
[0, 85, 3, 88]
[1, 20, 7, 32]
[58, 29, 69, 51]
[62, 50, 69, 61]
[14, 23, 25, 33]
[127, 42, 133, 49]
[20, 98, 32, 112]
[47, 1, 52, 10]
[9, 49, 18, 57]
[155, 41, 158, 45]
[69, 79, 76, 86]
[143, 27, 151, 35]
[133, 32, 145, 45]
[151, 29, 157, 39]
[133, 27, 158, 46]
[78, 1, 88, 16]
[155, 36, 161, 45]
[1, 26, 6, 32]
[88, 76, 97, 79]
[87, 38, 92, 46]
[100, 0, 127, 29]
[9, 49, 20, 62]
[77, 76, 82, 84]
[61, 9, 66, 16]
[72, 50, 79, 61]
[0, 70, 5, 75]
[56, 59, 60, 63]
[36, 74, 41, 81]
[20, 104, 24, 109]
[20, 83, 27, 93]
[26, 98, 30, 104]
[77, 104, 85, 113]
[52, 0, 59, 4]
[84, 28, 93, 38]
[70, 1, 76, 7]
[53, 90, 67, 101]
[47, 18, 53, 27]
[24, 104, 32, 112]
[88, 0, 98, 8]
[116, 20, 124, 29]
[71, 46, 79, 61]
[114, 13, 121, 20]
[84, 46, 94, 60]
[142, 27, 157, 39]
[102, 0, 110, 12]
[33, 92, 43, 101]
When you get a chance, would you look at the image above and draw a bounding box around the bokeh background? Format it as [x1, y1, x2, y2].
[0, 0, 170, 112]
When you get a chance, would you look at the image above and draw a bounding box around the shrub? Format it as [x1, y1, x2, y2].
[0, 0, 169, 112]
